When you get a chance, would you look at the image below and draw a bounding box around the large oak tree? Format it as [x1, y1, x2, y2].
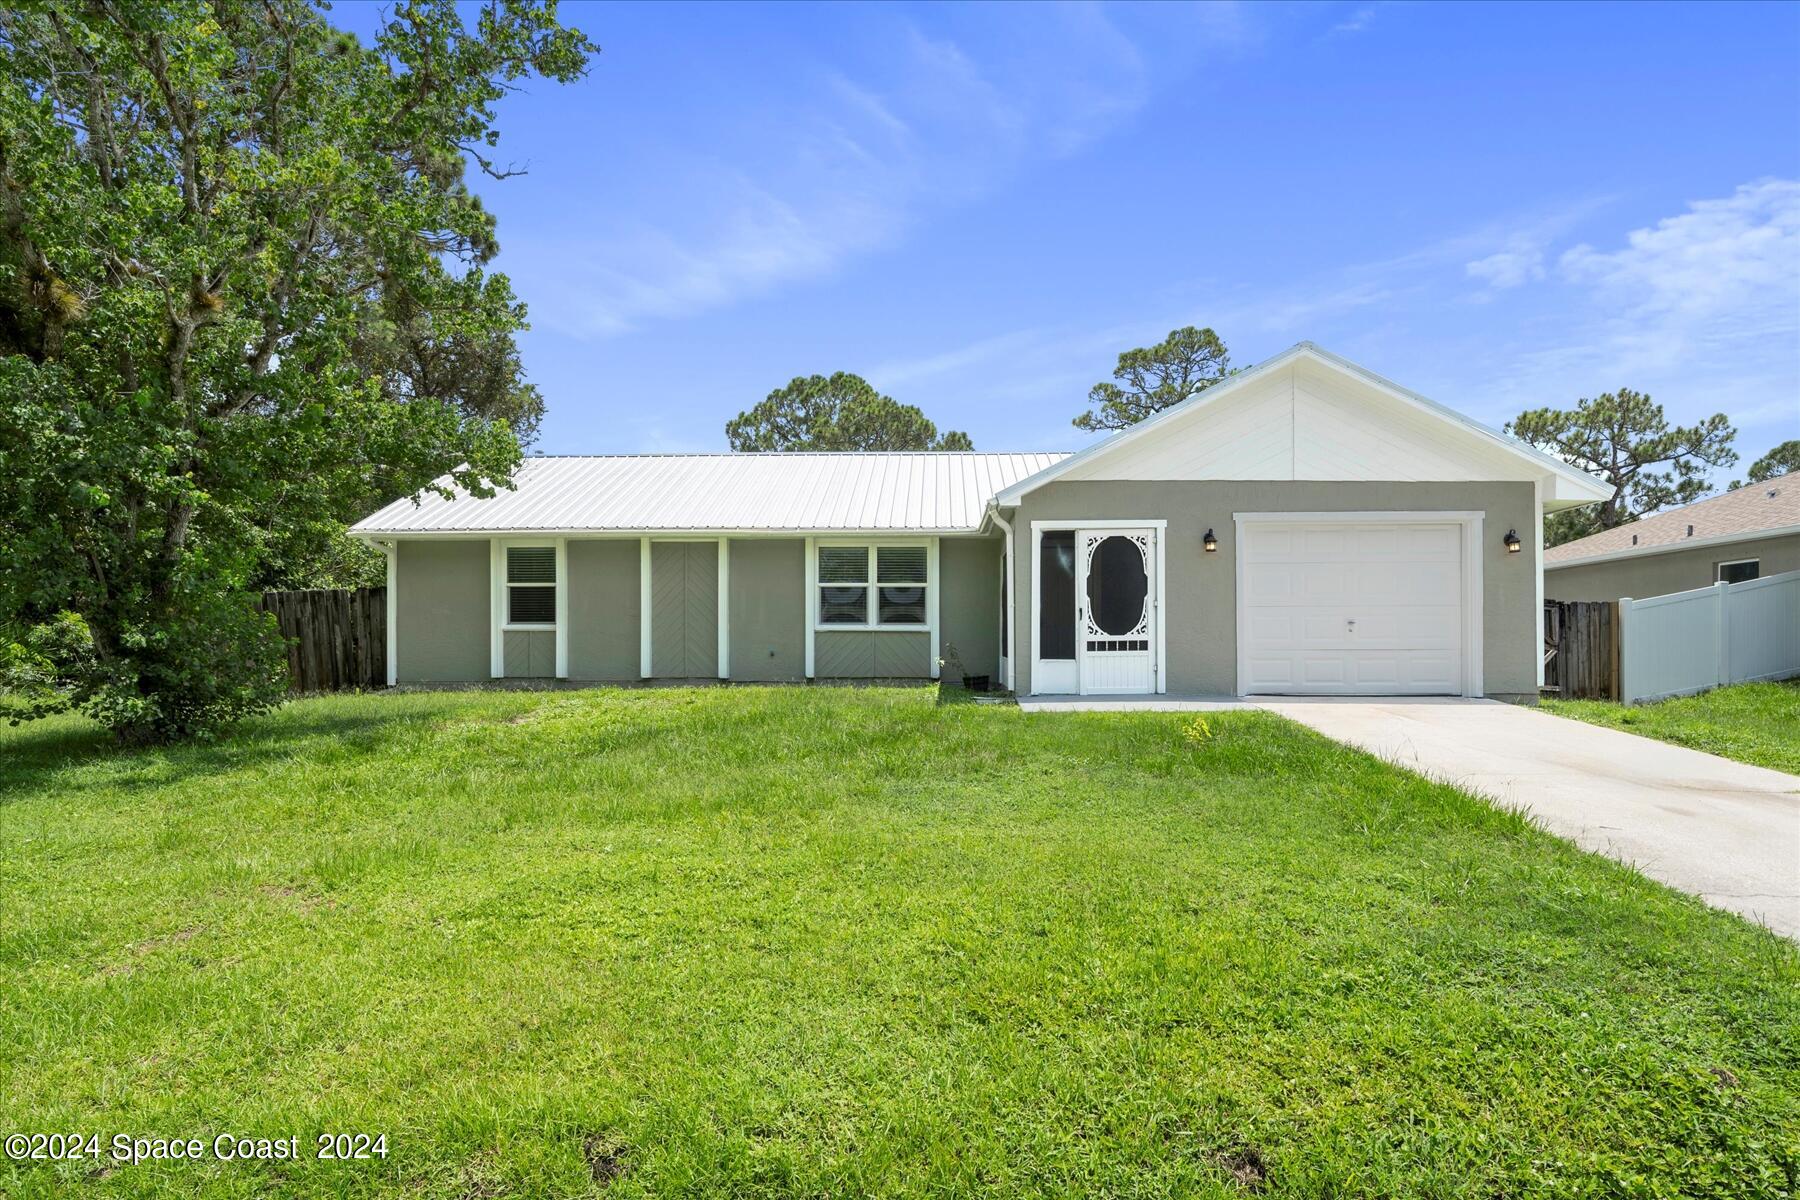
[0, 0, 594, 741]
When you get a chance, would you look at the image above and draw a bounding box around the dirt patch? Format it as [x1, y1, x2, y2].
[458, 1150, 503, 1200]
[98, 925, 204, 977]
[1217, 1145, 1270, 1192]
[258, 883, 335, 914]
[582, 1134, 630, 1185]
[1709, 1065, 1741, 1090]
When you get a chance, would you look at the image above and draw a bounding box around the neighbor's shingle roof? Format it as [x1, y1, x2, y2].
[1545, 473, 1800, 565]
[352, 452, 1071, 535]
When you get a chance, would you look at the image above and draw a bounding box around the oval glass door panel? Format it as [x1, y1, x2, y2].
[1086, 535, 1148, 636]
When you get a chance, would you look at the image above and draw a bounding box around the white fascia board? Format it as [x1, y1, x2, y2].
[349, 526, 992, 539]
[1545, 523, 1800, 570]
[993, 342, 1613, 505]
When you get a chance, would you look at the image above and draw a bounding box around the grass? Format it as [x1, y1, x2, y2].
[1, 687, 1795, 1199]
[1542, 679, 1800, 775]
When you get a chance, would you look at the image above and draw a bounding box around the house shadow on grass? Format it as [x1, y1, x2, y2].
[0, 696, 463, 805]
[933, 683, 1014, 709]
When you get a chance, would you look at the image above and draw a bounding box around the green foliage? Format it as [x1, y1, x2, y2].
[0, 1, 595, 740]
[1730, 439, 1799, 489]
[2, 688, 1794, 1196]
[1074, 325, 1232, 432]
[1544, 680, 1800, 775]
[726, 371, 974, 451]
[1507, 388, 1737, 546]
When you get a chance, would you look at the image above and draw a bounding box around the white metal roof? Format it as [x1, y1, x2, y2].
[352, 452, 1071, 536]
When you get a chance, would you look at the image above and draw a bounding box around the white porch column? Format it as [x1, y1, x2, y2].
[489, 538, 504, 679]
[384, 541, 398, 687]
[717, 537, 731, 680]
[639, 537, 652, 679]
[803, 535, 817, 679]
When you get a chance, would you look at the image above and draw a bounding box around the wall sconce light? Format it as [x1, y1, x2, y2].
[1503, 529, 1521, 554]
[1203, 528, 1218, 553]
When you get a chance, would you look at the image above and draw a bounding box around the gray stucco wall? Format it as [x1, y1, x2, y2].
[568, 540, 640, 680]
[1007, 480, 1538, 698]
[1546, 533, 1800, 603]
[816, 631, 931, 678]
[728, 538, 805, 681]
[395, 539, 490, 683]
[940, 537, 1002, 681]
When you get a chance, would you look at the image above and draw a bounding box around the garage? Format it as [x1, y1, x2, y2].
[1236, 514, 1479, 696]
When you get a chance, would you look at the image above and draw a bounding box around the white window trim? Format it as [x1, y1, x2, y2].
[813, 539, 934, 633]
[1028, 520, 1168, 696]
[1715, 557, 1760, 582]
[807, 537, 941, 680]
[1231, 510, 1484, 699]
[492, 537, 567, 678]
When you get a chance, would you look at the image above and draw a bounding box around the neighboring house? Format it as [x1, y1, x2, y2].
[353, 342, 1610, 700]
[1544, 475, 1800, 602]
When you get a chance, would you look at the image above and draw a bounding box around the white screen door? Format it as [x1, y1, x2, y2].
[1077, 528, 1156, 694]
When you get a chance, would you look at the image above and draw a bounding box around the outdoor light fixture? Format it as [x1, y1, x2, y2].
[1203, 528, 1218, 553]
[1504, 529, 1521, 554]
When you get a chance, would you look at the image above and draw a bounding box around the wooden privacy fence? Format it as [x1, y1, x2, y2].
[259, 587, 386, 692]
[1543, 599, 1618, 700]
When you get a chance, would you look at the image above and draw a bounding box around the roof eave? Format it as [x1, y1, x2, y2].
[1545, 522, 1800, 569]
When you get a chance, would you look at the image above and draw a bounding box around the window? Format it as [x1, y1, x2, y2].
[816, 543, 928, 627]
[506, 545, 556, 625]
[1039, 531, 1075, 659]
[1717, 559, 1759, 584]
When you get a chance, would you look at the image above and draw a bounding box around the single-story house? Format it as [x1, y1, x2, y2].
[1544, 474, 1799, 602]
[353, 342, 1610, 700]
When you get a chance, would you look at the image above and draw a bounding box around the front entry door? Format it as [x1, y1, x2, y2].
[1077, 528, 1156, 694]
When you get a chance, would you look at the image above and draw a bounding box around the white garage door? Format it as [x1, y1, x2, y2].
[1240, 520, 1467, 695]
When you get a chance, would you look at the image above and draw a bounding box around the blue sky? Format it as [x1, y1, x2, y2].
[341, 1, 1799, 474]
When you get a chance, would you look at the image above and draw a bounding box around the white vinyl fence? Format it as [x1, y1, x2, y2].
[1618, 569, 1800, 703]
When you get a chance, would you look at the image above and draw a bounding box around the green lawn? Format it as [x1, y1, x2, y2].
[1543, 679, 1800, 775]
[2, 688, 1794, 1199]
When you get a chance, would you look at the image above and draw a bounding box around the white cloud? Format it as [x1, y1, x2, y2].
[1442, 181, 1800, 465]
[1331, 7, 1378, 36]
[1557, 178, 1800, 342]
[536, 8, 1167, 339]
[1465, 245, 1545, 289]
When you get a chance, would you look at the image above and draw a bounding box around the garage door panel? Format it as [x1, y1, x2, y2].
[1250, 649, 1461, 695]
[1244, 565, 1299, 604]
[1240, 520, 1467, 696]
[1248, 611, 1297, 643]
[1353, 563, 1459, 604]
[1253, 605, 1459, 650]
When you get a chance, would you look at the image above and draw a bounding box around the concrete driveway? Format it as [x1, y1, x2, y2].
[1255, 698, 1800, 939]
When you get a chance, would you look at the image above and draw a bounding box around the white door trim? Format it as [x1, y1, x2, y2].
[1232, 510, 1484, 697]
[1029, 519, 1168, 695]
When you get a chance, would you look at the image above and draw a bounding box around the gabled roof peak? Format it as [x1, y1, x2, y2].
[993, 341, 1611, 507]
